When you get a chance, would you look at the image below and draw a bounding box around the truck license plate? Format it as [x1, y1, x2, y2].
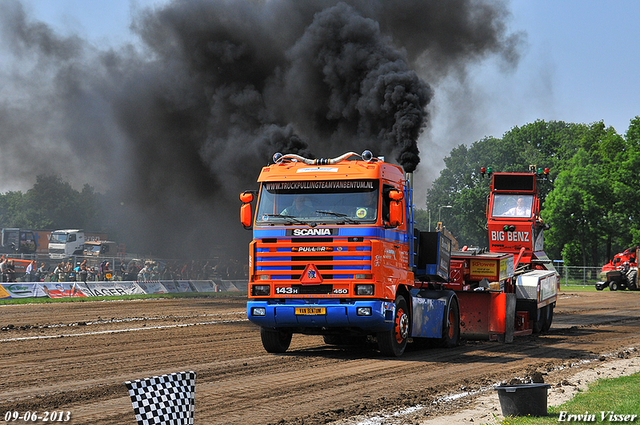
[295, 307, 326, 315]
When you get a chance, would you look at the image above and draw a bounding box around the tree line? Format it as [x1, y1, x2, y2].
[421, 117, 640, 266]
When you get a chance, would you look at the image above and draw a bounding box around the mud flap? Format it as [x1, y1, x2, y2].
[497, 293, 515, 343]
[458, 291, 515, 342]
[409, 289, 455, 339]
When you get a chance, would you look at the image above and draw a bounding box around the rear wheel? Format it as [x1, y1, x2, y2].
[260, 327, 292, 353]
[626, 270, 637, 291]
[377, 295, 409, 357]
[440, 298, 460, 347]
[533, 306, 544, 333]
[541, 304, 554, 332]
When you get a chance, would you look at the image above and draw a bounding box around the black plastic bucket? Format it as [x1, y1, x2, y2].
[495, 383, 551, 417]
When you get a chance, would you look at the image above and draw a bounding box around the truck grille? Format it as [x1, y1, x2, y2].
[255, 238, 371, 281]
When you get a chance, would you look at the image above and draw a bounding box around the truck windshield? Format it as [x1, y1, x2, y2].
[255, 180, 379, 224]
[492, 194, 534, 218]
[86, 245, 101, 254]
[49, 233, 68, 243]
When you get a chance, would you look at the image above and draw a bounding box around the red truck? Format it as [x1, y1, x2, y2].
[460, 166, 560, 333]
[242, 152, 559, 356]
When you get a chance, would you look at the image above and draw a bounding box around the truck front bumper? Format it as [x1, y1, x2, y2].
[247, 299, 395, 333]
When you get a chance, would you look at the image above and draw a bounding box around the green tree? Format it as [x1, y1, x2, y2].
[0, 191, 27, 227]
[543, 121, 638, 265]
[621, 117, 640, 245]
[542, 149, 610, 265]
[19, 175, 96, 230]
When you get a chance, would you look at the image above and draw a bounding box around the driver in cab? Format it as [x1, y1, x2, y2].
[503, 196, 531, 217]
[281, 196, 314, 217]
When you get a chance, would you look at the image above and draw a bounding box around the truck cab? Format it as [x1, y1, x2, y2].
[483, 168, 559, 331]
[487, 172, 545, 261]
[48, 229, 85, 260]
[242, 151, 460, 357]
[83, 240, 118, 258]
[0, 228, 37, 254]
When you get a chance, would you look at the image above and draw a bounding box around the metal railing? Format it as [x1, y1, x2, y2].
[556, 266, 603, 286]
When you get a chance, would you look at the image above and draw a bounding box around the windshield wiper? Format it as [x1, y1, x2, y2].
[265, 214, 316, 227]
[316, 210, 359, 224]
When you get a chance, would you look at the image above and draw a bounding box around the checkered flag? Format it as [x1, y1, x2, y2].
[124, 371, 196, 425]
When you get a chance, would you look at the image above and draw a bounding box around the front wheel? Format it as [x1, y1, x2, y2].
[609, 281, 619, 291]
[260, 327, 292, 353]
[377, 295, 409, 357]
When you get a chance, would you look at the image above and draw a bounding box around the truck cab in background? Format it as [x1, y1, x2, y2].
[48, 229, 85, 260]
[83, 240, 118, 258]
[0, 228, 38, 254]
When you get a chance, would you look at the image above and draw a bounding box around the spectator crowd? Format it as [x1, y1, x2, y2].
[0, 256, 247, 283]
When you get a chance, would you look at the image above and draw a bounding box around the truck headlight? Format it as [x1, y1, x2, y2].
[252, 307, 267, 316]
[251, 285, 270, 296]
[355, 284, 374, 295]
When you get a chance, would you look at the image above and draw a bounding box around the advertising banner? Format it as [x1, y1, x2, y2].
[160, 281, 179, 293]
[136, 281, 168, 294]
[2, 280, 222, 298]
[41, 282, 87, 298]
[1, 283, 48, 298]
[78, 282, 146, 297]
[174, 281, 194, 292]
[190, 280, 218, 293]
[0, 285, 12, 299]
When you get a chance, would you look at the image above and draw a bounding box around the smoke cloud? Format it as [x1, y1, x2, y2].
[0, 0, 522, 259]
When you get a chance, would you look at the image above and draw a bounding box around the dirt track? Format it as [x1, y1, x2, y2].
[1, 290, 640, 425]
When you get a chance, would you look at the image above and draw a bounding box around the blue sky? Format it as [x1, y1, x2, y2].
[9, 0, 640, 194]
[506, 0, 639, 135]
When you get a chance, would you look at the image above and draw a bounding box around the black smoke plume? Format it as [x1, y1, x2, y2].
[0, 0, 521, 259]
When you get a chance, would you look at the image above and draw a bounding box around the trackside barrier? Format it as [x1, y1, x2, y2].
[0, 280, 232, 299]
[218, 279, 248, 292]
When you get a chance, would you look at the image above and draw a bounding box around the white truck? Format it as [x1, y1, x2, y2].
[48, 229, 85, 260]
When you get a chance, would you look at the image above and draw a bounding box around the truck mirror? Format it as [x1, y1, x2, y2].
[241, 203, 253, 228]
[388, 190, 403, 227]
[389, 190, 403, 201]
[240, 192, 254, 203]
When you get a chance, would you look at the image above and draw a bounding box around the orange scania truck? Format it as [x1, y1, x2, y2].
[241, 151, 559, 356]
